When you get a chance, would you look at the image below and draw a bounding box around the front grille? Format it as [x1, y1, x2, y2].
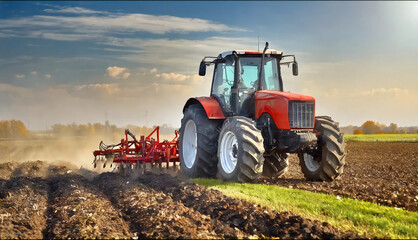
[288, 101, 315, 128]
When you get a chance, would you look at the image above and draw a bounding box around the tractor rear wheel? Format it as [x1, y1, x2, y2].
[262, 151, 289, 178]
[298, 116, 346, 181]
[179, 104, 221, 178]
[217, 117, 265, 182]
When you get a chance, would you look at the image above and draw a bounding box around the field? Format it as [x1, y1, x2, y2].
[344, 134, 418, 142]
[0, 161, 361, 239]
[262, 142, 417, 211]
[0, 140, 417, 239]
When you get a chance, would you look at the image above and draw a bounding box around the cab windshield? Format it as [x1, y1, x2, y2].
[211, 55, 283, 115]
[238, 57, 282, 91]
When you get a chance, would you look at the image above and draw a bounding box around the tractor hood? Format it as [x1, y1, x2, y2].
[255, 90, 315, 102]
[255, 91, 315, 130]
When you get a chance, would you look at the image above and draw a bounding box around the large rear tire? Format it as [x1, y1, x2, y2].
[262, 151, 289, 178]
[217, 117, 265, 182]
[179, 104, 221, 178]
[298, 116, 346, 181]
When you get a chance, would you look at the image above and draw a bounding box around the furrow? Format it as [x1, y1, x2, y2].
[43, 174, 131, 239]
[94, 172, 247, 239]
[0, 177, 48, 239]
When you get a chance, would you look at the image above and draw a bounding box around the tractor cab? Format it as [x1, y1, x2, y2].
[199, 45, 298, 118]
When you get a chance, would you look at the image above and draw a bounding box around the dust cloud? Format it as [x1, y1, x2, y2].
[0, 129, 178, 178]
[0, 137, 102, 170]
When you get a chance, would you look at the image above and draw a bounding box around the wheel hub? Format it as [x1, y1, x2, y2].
[303, 153, 320, 172]
[220, 131, 238, 174]
[183, 119, 197, 168]
[232, 145, 238, 158]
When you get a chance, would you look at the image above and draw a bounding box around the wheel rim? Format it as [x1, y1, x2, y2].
[183, 119, 197, 168]
[303, 153, 320, 172]
[220, 131, 238, 174]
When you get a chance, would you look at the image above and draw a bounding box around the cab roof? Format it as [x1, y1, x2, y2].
[220, 49, 283, 58]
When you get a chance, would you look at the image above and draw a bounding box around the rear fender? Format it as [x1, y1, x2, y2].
[183, 97, 226, 119]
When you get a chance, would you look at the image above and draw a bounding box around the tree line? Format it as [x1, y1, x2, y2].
[341, 121, 417, 134]
[0, 119, 177, 139]
[0, 120, 30, 138]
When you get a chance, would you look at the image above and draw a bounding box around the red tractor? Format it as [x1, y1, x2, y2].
[179, 42, 345, 182]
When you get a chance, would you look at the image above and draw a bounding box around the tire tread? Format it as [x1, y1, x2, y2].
[299, 116, 346, 181]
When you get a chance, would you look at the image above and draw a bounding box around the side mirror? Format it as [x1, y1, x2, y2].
[292, 61, 298, 76]
[199, 61, 206, 76]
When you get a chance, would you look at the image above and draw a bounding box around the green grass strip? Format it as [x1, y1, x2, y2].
[193, 178, 418, 239]
[344, 134, 418, 142]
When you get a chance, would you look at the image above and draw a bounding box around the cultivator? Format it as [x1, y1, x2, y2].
[93, 126, 179, 171]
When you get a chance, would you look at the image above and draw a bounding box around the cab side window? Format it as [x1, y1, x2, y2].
[211, 55, 235, 112]
[263, 59, 280, 90]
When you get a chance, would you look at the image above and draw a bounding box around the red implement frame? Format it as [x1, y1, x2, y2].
[93, 126, 179, 168]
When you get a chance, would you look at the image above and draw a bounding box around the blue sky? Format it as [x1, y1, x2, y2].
[0, 1, 417, 130]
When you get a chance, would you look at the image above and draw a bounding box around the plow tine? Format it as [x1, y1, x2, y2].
[93, 156, 97, 168]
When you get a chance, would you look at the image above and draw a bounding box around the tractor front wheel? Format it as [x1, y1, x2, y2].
[217, 117, 265, 182]
[298, 116, 346, 181]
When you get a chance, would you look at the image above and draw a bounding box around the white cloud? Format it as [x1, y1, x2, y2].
[32, 32, 101, 41]
[45, 74, 51, 79]
[0, 11, 244, 39]
[44, 7, 105, 14]
[122, 72, 130, 79]
[106, 66, 130, 79]
[15, 74, 25, 79]
[0, 31, 17, 38]
[31, 71, 37, 75]
[39, 13, 243, 34]
[75, 83, 120, 96]
[143, 68, 205, 86]
[157, 72, 188, 83]
[360, 88, 409, 96]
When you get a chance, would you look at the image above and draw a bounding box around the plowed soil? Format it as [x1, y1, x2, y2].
[0, 160, 363, 239]
[261, 142, 418, 211]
